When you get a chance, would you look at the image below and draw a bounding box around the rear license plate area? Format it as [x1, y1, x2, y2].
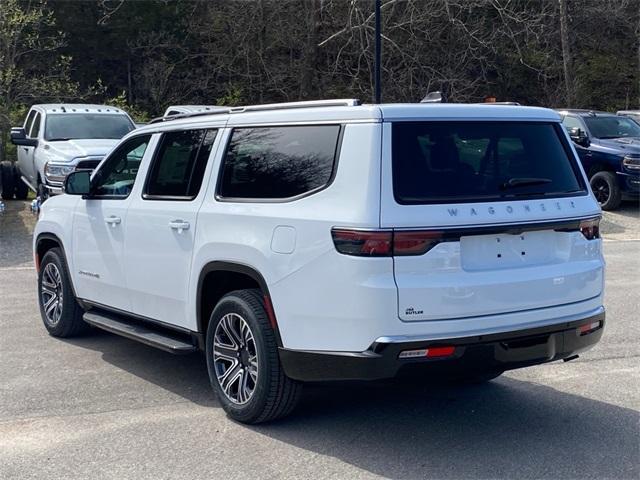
[460, 230, 556, 270]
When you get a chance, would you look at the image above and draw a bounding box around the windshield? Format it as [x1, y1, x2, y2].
[584, 116, 640, 139]
[44, 114, 134, 141]
[392, 122, 585, 204]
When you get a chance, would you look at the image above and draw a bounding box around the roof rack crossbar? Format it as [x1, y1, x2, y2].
[150, 99, 361, 124]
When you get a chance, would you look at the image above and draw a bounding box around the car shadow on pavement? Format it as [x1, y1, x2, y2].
[62, 331, 638, 479]
[601, 200, 640, 239]
[252, 378, 639, 480]
[62, 329, 216, 407]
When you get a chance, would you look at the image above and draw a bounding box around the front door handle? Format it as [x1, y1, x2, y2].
[105, 215, 121, 226]
[169, 219, 190, 233]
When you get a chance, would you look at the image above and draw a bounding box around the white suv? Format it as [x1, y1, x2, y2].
[33, 99, 605, 423]
[10, 104, 135, 199]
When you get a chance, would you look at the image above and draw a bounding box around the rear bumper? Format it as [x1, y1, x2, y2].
[279, 308, 605, 382]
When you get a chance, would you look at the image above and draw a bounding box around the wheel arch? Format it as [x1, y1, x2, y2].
[196, 261, 282, 345]
[34, 233, 80, 297]
[587, 162, 616, 178]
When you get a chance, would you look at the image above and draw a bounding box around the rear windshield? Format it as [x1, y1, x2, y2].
[44, 114, 134, 141]
[392, 122, 585, 204]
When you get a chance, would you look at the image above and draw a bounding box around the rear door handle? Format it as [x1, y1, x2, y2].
[105, 215, 121, 226]
[169, 220, 190, 233]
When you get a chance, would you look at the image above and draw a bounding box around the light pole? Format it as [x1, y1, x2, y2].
[374, 0, 381, 104]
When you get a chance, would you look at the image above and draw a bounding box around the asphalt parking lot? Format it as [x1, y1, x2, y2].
[0, 200, 638, 480]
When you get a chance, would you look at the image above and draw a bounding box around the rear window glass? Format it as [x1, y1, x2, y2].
[218, 125, 341, 200]
[392, 122, 585, 204]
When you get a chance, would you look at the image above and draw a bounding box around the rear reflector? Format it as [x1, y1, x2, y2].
[578, 321, 601, 335]
[263, 295, 278, 330]
[398, 346, 456, 359]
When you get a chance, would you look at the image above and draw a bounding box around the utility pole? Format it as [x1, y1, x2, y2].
[374, 0, 382, 104]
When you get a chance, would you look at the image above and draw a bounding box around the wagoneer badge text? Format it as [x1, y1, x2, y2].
[447, 200, 577, 217]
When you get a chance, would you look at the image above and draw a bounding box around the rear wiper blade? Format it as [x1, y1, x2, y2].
[500, 177, 552, 190]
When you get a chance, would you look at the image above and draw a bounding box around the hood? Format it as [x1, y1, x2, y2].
[45, 139, 119, 162]
[596, 136, 640, 155]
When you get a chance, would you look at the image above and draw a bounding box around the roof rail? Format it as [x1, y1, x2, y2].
[229, 98, 360, 113]
[149, 98, 361, 124]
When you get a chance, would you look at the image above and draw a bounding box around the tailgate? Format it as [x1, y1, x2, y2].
[393, 222, 603, 322]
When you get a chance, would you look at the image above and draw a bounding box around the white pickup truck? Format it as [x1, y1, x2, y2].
[9, 104, 135, 200]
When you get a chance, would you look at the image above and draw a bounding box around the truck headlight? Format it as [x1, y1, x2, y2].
[623, 156, 640, 171]
[44, 163, 76, 183]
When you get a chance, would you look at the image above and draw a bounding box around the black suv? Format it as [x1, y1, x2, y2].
[558, 109, 640, 210]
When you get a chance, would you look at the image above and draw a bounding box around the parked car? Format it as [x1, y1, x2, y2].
[34, 99, 605, 423]
[9, 104, 135, 201]
[163, 105, 225, 117]
[617, 110, 640, 124]
[558, 109, 640, 210]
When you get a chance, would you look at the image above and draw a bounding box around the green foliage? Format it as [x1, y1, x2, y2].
[0, 0, 80, 160]
[216, 85, 245, 107]
[106, 91, 150, 123]
[0, 0, 637, 161]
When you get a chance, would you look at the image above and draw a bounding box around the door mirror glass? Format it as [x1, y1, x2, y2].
[10, 127, 38, 147]
[64, 171, 91, 196]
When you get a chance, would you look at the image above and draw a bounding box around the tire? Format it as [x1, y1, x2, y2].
[590, 171, 622, 211]
[37, 179, 49, 203]
[206, 289, 302, 424]
[38, 247, 89, 337]
[0, 161, 15, 200]
[13, 164, 29, 200]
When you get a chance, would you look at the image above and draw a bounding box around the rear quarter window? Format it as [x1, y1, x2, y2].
[218, 125, 341, 200]
[392, 121, 586, 204]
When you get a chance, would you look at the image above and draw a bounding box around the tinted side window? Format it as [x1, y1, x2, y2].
[24, 111, 36, 134]
[219, 125, 341, 200]
[30, 113, 41, 138]
[92, 135, 151, 198]
[144, 129, 216, 199]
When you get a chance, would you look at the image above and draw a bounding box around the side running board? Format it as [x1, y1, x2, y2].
[83, 311, 198, 355]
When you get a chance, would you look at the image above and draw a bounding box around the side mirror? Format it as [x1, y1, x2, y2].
[568, 127, 590, 147]
[64, 171, 91, 196]
[10, 127, 38, 147]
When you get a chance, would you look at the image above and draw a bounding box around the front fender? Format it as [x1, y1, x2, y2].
[34, 194, 80, 272]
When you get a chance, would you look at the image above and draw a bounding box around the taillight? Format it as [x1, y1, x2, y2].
[331, 228, 445, 257]
[331, 229, 392, 257]
[579, 217, 600, 240]
[393, 231, 443, 256]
